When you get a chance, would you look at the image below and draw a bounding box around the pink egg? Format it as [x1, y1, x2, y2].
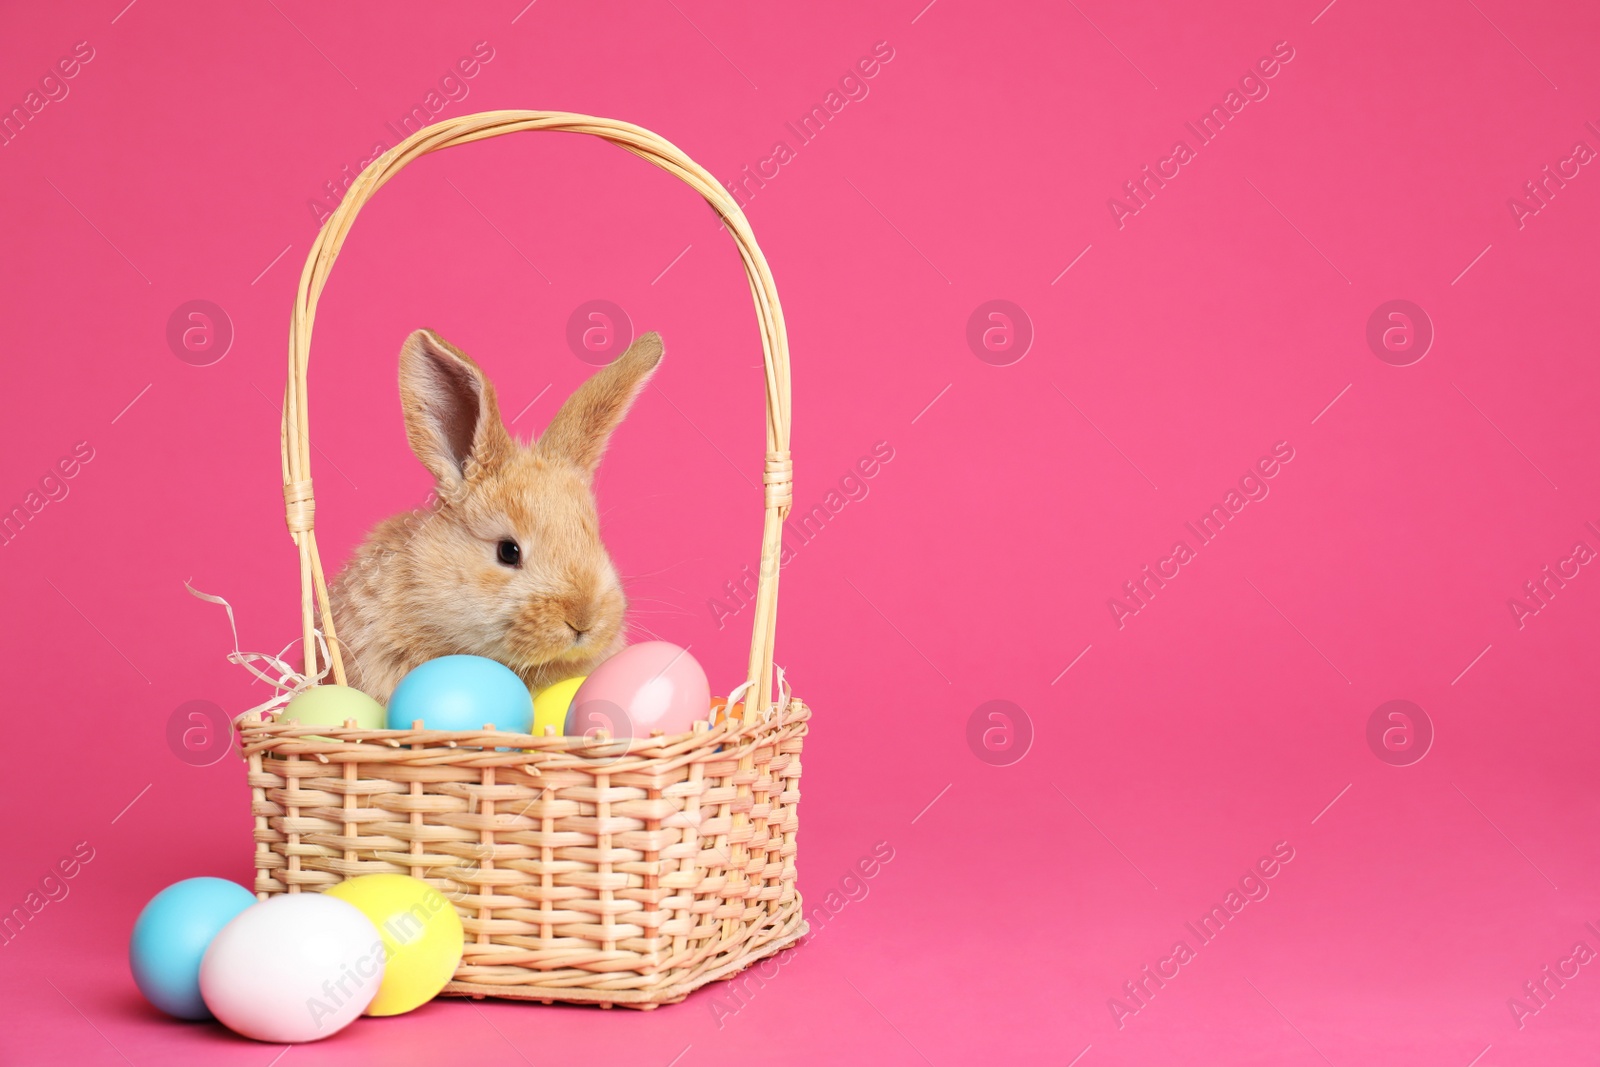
[566, 641, 710, 738]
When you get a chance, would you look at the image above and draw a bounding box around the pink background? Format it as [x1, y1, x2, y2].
[3, 0, 1599, 1063]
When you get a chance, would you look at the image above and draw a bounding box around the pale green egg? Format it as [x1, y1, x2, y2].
[281, 684, 385, 740]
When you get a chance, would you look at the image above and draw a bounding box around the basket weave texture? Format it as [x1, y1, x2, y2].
[242, 710, 809, 1007]
[241, 111, 804, 1008]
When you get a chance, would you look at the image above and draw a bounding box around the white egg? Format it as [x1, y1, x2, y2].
[200, 893, 385, 1043]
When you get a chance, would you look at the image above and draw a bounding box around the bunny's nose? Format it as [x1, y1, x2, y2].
[565, 620, 590, 639]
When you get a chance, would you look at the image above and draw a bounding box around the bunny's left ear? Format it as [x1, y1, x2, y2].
[538, 332, 662, 476]
[398, 328, 515, 491]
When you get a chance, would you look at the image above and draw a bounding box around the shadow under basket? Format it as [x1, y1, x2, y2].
[240, 708, 809, 1008]
[239, 111, 806, 1009]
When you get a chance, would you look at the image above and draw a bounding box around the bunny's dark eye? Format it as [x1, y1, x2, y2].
[496, 540, 521, 567]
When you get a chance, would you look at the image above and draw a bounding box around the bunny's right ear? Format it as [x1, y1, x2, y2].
[398, 329, 514, 492]
[538, 331, 663, 476]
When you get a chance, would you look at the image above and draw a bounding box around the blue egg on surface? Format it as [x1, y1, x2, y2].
[386, 654, 534, 735]
[129, 876, 257, 1019]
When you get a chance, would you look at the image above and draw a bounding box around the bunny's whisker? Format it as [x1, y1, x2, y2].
[620, 557, 705, 581]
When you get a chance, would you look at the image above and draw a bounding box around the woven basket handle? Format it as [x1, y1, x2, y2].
[279, 111, 793, 711]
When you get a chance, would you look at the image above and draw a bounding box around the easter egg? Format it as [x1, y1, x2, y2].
[282, 684, 385, 740]
[567, 642, 709, 738]
[710, 697, 746, 726]
[128, 877, 256, 1019]
[199, 893, 383, 1043]
[324, 875, 463, 1016]
[532, 676, 585, 735]
[386, 655, 533, 734]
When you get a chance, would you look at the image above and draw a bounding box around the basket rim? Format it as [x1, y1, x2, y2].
[236, 697, 810, 766]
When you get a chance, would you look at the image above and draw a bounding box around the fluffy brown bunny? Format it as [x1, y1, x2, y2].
[330, 328, 662, 702]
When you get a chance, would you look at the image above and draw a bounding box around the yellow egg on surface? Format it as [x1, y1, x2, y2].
[324, 874, 463, 1016]
[281, 684, 385, 739]
[532, 676, 586, 735]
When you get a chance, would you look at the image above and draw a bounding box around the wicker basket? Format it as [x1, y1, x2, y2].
[236, 111, 806, 1009]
